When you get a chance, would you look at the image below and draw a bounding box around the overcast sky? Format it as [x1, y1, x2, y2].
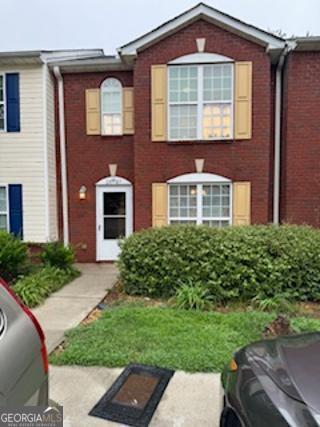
[1, 0, 319, 54]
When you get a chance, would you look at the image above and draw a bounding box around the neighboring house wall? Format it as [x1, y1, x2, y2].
[62, 71, 134, 261]
[281, 51, 320, 226]
[0, 63, 58, 242]
[0, 65, 47, 242]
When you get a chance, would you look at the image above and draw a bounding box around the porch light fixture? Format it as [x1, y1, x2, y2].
[79, 185, 87, 200]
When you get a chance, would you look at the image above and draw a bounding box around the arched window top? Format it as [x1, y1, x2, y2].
[101, 78, 122, 89]
[169, 52, 234, 65]
[167, 172, 231, 184]
[101, 78, 122, 135]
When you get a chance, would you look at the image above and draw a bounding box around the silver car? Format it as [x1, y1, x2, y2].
[0, 277, 48, 406]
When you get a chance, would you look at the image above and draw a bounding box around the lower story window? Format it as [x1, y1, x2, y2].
[169, 183, 231, 226]
[0, 186, 8, 231]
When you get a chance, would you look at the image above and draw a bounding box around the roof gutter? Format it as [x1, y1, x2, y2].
[273, 42, 295, 224]
[53, 66, 69, 246]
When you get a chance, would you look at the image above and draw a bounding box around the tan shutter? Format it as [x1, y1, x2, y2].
[123, 87, 134, 134]
[152, 183, 168, 227]
[151, 65, 167, 142]
[233, 182, 251, 225]
[85, 89, 100, 135]
[235, 62, 252, 140]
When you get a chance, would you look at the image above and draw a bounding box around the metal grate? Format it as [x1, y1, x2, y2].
[0, 309, 7, 339]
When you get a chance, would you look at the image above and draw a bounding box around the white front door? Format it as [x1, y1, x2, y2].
[96, 185, 133, 261]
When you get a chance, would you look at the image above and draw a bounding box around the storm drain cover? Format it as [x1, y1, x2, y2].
[89, 364, 174, 426]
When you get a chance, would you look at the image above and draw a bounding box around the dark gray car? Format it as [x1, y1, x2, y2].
[0, 277, 48, 406]
[221, 332, 320, 427]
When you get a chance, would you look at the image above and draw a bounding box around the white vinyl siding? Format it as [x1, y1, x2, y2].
[168, 64, 233, 141]
[0, 65, 47, 242]
[169, 183, 231, 226]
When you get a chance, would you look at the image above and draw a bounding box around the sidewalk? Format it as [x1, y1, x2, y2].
[32, 263, 118, 353]
[50, 366, 222, 427]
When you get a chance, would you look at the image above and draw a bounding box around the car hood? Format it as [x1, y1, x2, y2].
[246, 332, 320, 414]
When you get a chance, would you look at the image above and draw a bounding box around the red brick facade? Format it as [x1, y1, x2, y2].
[133, 20, 274, 231]
[281, 51, 320, 226]
[63, 72, 134, 261]
[57, 17, 318, 261]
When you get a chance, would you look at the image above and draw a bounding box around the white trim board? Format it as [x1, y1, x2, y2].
[168, 172, 231, 184]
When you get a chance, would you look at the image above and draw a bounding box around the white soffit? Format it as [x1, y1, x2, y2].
[168, 172, 231, 184]
[119, 3, 285, 56]
[169, 52, 234, 64]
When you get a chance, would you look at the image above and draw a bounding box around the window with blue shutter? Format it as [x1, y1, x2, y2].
[9, 184, 23, 239]
[6, 73, 20, 132]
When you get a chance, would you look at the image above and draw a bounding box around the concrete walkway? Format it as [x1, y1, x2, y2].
[50, 366, 223, 427]
[32, 263, 118, 353]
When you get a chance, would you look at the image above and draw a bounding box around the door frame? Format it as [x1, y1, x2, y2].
[96, 176, 133, 261]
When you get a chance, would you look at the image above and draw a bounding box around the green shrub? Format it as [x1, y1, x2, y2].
[118, 225, 320, 302]
[0, 231, 28, 282]
[13, 266, 79, 308]
[41, 242, 75, 269]
[173, 280, 213, 310]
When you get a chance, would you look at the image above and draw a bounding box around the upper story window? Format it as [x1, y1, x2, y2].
[168, 63, 233, 141]
[0, 74, 5, 131]
[101, 78, 122, 135]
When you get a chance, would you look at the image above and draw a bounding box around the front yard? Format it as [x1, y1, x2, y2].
[50, 302, 320, 372]
[51, 225, 320, 372]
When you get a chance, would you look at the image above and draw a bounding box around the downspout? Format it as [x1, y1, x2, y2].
[273, 45, 289, 225]
[53, 66, 69, 246]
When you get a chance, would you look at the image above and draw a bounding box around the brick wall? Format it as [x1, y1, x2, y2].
[281, 52, 320, 226]
[61, 19, 276, 261]
[134, 19, 274, 230]
[63, 71, 134, 261]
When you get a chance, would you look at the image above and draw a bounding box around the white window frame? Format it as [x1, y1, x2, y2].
[168, 182, 232, 226]
[100, 78, 123, 136]
[0, 185, 9, 232]
[0, 73, 6, 132]
[168, 63, 234, 141]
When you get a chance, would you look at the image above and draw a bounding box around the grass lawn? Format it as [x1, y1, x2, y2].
[50, 303, 320, 372]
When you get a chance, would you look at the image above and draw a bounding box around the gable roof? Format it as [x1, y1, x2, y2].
[118, 2, 286, 57]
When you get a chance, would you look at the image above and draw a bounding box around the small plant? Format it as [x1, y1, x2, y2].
[0, 231, 28, 283]
[41, 242, 75, 270]
[173, 281, 213, 311]
[251, 293, 296, 314]
[13, 266, 79, 308]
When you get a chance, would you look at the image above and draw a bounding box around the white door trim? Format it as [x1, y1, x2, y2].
[96, 180, 133, 261]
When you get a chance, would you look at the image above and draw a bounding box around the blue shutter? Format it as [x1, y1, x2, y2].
[9, 185, 23, 239]
[6, 73, 20, 132]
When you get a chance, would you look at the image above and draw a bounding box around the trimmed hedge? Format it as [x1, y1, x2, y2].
[118, 225, 320, 302]
[0, 231, 28, 282]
